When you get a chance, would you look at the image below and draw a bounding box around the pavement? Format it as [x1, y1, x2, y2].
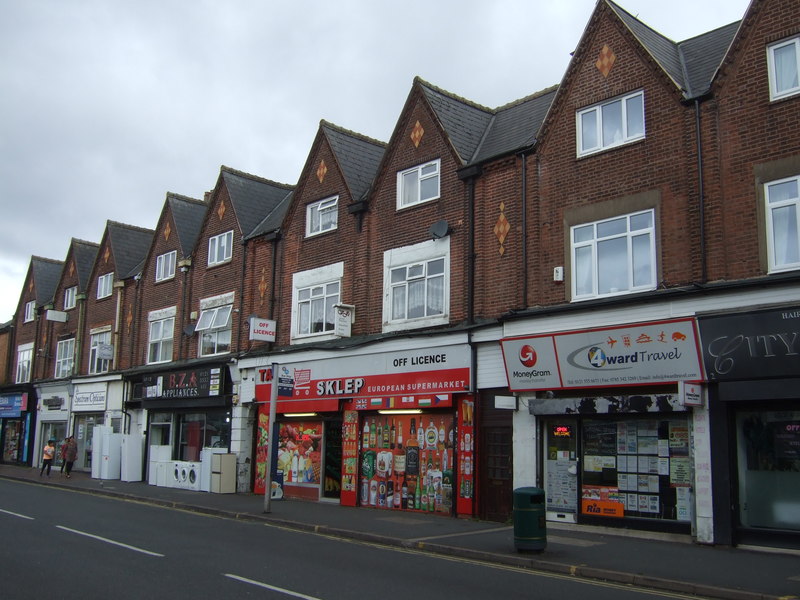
[1, 464, 798, 600]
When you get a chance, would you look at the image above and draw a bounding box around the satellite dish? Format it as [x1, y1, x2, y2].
[429, 219, 450, 240]
[183, 323, 196, 337]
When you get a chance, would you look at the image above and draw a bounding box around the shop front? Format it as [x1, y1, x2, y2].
[1, 391, 35, 465]
[254, 343, 475, 516]
[502, 318, 706, 534]
[70, 383, 108, 472]
[128, 363, 232, 491]
[697, 305, 800, 547]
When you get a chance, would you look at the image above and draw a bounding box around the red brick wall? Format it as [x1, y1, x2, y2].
[40, 252, 81, 379]
[81, 239, 118, 374]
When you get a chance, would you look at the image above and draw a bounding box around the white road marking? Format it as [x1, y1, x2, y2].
[55, 525, 164, 557]
[0, 508, 34, 520]
[225, 573, 322, 599]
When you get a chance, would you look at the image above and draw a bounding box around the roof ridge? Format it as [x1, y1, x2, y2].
[495, 84, 559, 111]
[677, 19, 742, 45]
[71, 238, 100, 248]
[31, 255, 64, 265]
[220, 165, 295, 190]
[106, 220, 155, 234]
[606, 0, 679, 44]
[320, 119, 387, 148]
[414, 76, 496, 114]
[166, 192, 204, 205]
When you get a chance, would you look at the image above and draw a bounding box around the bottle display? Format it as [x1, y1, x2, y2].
[359, 412, 455, 514]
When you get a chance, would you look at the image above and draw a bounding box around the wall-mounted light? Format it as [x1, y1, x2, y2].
[378, 409, 422, 415]
[283, 412, 317, 418]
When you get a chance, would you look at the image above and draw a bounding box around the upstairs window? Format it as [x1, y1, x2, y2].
[571, 209, 656, 300]
[768, 37, 800, 101]
[89, 330, 112, 374]
[155, 251, 177, 282]
[765, 175, 800, 272]
[23, 301, 35, 323]
[397, 159, 440, 209]
[16, 343, 33, 384]
[64, 286, 77, 310]
[55, 338, 75, 379]
[195, 304, 232, 356]
[208, 231, 233, 266]
[297, 282, 340, 336]
[148, 317, 174, 364]
[97, 273, 113, 299]
[306, 196, 339, 237]
[577, 91, 645, 156]
[390, 258, 445, 321]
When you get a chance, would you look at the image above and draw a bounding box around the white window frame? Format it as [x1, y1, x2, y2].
[64, 286, 77, 310]
[382, 239, 449, 333]
[97, 273, 113, 299]
[571, 209, 657, 301]
[89, 330, 112, 374]
[577, 90, 645, 157]
[148, 317, 175, 364]
[396, 159, 441, 209]
[306, 196, 339, 237]
[208, 231, 233, 267]
[23, 301, 35, 323]
[55, 338, 75, 379]
[155, 250, 177, 282]
[15, 343, 33, 384]
[296, 281, 340, 337]
[765, 175, 800, 273]
[767, 37, 800, 101]
[195, 304, 232, 356]
[291, 263, 343, 343]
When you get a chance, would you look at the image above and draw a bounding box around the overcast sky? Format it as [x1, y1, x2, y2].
[0, 0, 751, 323]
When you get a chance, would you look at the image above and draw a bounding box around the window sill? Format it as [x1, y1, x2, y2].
[576, 136, 645, 160]
[207, 259, 233, 270]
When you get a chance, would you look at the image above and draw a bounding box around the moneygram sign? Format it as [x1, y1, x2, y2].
[501, 318, 704, 391]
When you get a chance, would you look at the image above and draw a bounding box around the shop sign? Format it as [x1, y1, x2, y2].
[256, 346, 470, 407]
[334, 304, 354, 338]
[0, 394, 23, 418]
[43, 396, 64, 410]
[140, 367, 223, 399]
[73, 391, 106, 410]
[679, 381, 703, 407]
[249, 317, 276, 342]
[581, 499, 624, 518]
[697, 306, 800, 381]
[502, 318, 704, 391]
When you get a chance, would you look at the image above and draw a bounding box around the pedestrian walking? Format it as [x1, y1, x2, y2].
[40, 439, 56, 477]
[59, 437, 69, 474]
[64, 436, 78, 478]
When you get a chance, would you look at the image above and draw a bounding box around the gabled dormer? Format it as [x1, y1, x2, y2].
[12, 256, 63, 384]
[368, 77, 495, 334]
[43, 239, 99, 380]
[188, 166, 293, 359]
[531, 0, 739, 307]
[270, 120, 385, 346]
[82, 221, 154, 375]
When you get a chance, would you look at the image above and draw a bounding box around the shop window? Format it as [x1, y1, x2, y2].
[177, 411, 230, 461]
[580, 417, 691, 522]
[737, 410, 800, 531]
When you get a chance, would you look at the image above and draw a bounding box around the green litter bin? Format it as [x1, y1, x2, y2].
[513, 487, 546, 552]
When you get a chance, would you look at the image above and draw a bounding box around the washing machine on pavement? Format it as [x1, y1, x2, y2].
[172, 460, 201, 491]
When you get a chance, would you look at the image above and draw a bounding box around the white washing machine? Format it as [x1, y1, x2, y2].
[185, 461, 201, 491]
[172, 461, 188, 489]
[172, 461, 201, 491]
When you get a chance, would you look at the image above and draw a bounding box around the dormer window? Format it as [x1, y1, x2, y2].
[397, 159, 440, 209]
[306, 196, 339, 237]
[577, 91, 645, 156]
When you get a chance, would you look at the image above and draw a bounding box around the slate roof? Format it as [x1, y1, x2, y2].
[321, 120, 386, 202]
[167, 193, 207, 258]
[418, 78, 494, 164]
[30, 256, 64, 307]
[608, 0, 739, 99]
[106, 221, 155, 279]
[471, 86, 558, 164]
[219, 166, 294, 240]
[246, 191, 293, 240]
[70, 238, 100, 293]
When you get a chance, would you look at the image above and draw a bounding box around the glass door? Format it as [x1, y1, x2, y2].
[543, 418, 579, 523]
[40, 421, 67, 468]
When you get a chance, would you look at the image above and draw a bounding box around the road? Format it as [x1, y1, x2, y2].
[0, 478, 709, 599]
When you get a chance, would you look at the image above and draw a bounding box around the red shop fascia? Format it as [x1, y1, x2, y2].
[253, 346, 476, 517]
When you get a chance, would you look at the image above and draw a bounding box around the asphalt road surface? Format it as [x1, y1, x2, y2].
[0, 479, 710, 599]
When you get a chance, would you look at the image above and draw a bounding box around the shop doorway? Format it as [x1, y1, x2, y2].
[481, 426, 513, 521]
[74, 414, 102, 471]
[323, 419, 342, 499]
[543, 417, 579, 524]
[40, 421, 67, 469]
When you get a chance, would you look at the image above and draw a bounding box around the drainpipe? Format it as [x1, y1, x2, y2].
[521, 152, 529, 305]
[694, 99, 707, 284]
[457, 165, 482, 325]
[177, 259, 191, 360]
[238, 238, 248, 352]
[112, 281, 124, 370]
